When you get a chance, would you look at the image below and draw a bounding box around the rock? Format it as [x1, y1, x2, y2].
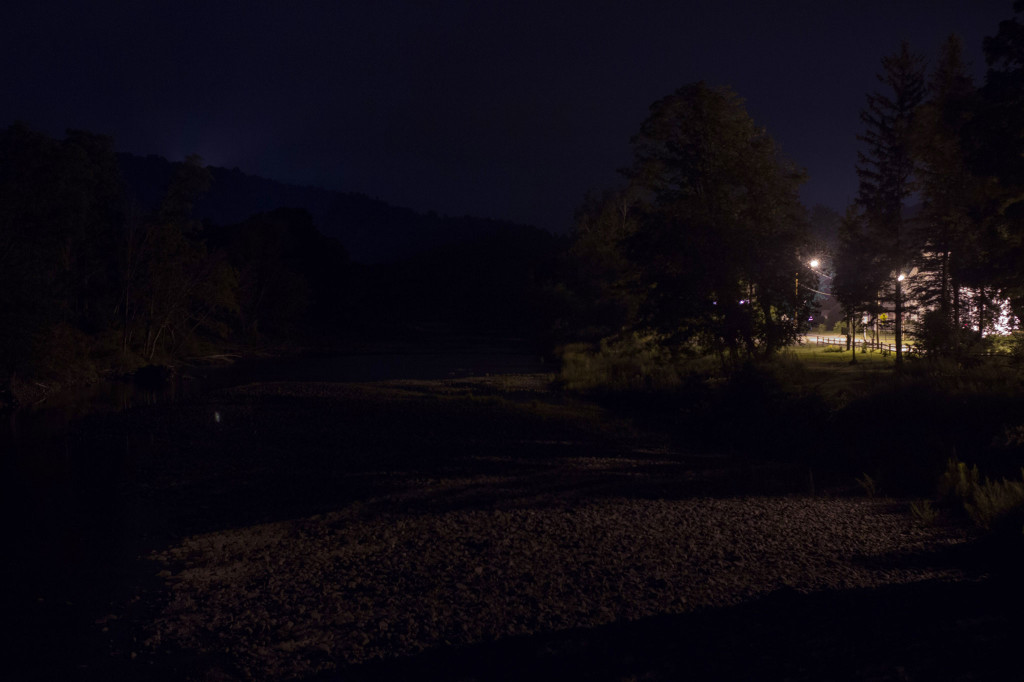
[134, 364, 174, 389]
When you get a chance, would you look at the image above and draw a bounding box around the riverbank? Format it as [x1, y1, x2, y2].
[8, 371, 1019, 680]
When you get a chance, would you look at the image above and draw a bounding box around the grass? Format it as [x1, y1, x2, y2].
[788, 342, 896, 367]
[855, 473, 878, 498]
[910, 499, 939, 525]
[558, 337, 1024, 502]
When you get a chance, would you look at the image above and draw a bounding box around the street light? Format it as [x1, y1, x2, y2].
[892, 267, 918, 365]
[796, 258, 828, 336]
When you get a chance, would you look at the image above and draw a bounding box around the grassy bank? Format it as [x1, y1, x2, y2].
[559, 339, 1024, 537]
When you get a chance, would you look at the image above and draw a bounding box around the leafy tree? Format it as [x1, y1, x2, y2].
[0, 124, 124, 385]
[0, 124, 62, 382]
[219, 210, 312, 339]
[855, 41, 927, 366]
[119, 155, 237, 361]
[210, 207, 355, 341]
[562, 187, 643, 341]
[621, 82, 810, 360]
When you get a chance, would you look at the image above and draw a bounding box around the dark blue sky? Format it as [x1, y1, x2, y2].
[2, 1, 1016, 232]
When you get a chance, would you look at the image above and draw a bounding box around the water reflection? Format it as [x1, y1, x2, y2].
[2, 349, 549, 452]
[3, 349, 549, 602]
[3, 373, 193, 451]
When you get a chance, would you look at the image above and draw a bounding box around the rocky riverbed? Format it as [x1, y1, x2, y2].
[144, 495, 970, 680]
[10, 376, 1020, 680]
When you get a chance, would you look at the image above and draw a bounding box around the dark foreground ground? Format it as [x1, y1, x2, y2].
[5, 371, 1023, 681]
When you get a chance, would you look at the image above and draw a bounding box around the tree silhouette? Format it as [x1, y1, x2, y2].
[563, 188, 643, 342]
[974, 0, 1024, 325]
[0, 124, 124, 386]
[621, 82, 810, 360]
[120, 155, 238, 361]
[855, 42, 927, 366]
[910, 35, 986, 353]
[832, 207, 886, 362]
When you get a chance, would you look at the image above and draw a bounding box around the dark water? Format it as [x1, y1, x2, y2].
[2, 347, 549, 560]
[5, 348, 551, 678]
[2, 348, 550, 449]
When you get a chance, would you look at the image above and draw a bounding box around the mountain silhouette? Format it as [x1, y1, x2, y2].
[116, 153, 544, 264]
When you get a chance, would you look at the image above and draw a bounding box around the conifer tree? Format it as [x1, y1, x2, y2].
[855, 42, 927, 366]
[910, 35, 985, 353]
[974, 0, 1024, 325]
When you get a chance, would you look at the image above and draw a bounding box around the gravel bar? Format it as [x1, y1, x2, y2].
[145, 493, 969, 680]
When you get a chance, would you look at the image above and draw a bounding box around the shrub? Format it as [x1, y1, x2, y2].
[937, 458, 981, 504]
[856, 473, 878, 498]
[910, 499, 939, 525]
[938, 458, 1024, 532]
[910, 309, 966, 358]
[558, 332, 691, 391]
[964, 475, 1024, 530]
[986, 331, 1024, 361]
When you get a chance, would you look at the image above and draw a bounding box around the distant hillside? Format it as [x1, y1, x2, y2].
[116, 153, 544, 264]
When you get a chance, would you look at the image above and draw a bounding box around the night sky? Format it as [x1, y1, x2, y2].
[2, 1, 1015, 233]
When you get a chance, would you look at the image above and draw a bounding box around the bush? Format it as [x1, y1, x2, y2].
[938, 458, 1024, 532]
[937, 458, 980, 504]
[856, 473, 878, 498]
[910, 499, 939, 525]
[558, 332, 693, 391]
[965, 475, 1024, 531]
[986, 331, 1024, 360]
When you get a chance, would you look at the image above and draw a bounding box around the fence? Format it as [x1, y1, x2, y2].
[807, 335, 919, 355]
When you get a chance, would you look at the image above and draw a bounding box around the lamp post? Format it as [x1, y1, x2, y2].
[796, 258, 828, 337]
[895, 272, 907, 367]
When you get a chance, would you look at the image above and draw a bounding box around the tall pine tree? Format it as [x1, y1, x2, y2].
[910, 35, 981, 353]
[856, 41, 927, 366]
[973, 0, 1024, 326]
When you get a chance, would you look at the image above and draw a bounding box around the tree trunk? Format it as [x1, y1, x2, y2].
[848, 312, 858, 364]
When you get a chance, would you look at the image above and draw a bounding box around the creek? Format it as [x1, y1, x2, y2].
[2, 347, 549, 597]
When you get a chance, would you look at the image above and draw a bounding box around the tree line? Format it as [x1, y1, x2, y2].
[560, 81, 815, 365]
[8, 4, 1024, 402]
[561, 3, 1024, 367]
[834, 8, 1024, 364]
[0, 124, 560, 404]
[0, 126, 353, 397]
